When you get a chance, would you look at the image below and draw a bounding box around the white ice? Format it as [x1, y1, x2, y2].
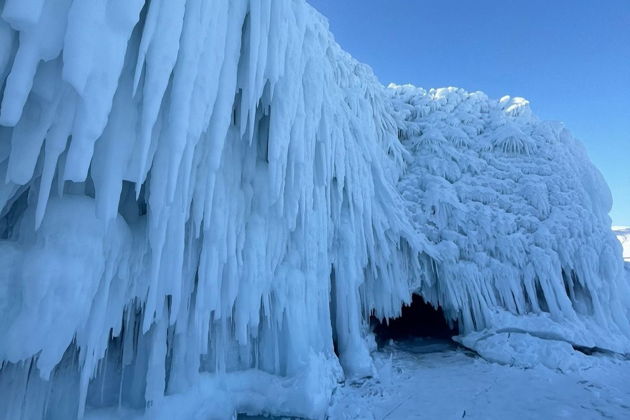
[614, 226, 630, 262]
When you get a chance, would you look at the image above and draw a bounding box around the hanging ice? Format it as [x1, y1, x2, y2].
[391, 85, 630, 367]
[0, 1, 628, 419]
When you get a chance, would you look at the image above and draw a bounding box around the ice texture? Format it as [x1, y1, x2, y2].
[391, 85, 630, 356]
[0, 1, 628, 419]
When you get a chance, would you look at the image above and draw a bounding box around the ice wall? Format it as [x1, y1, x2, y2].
[0, 1, 418, 418]
[0, 0, 628, 419]
[390, 85, 630, 365]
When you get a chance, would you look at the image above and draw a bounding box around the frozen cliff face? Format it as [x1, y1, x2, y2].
[390, 85, 630, 366]
[0, 0, 628, 419]
[0, 1, 416, 418]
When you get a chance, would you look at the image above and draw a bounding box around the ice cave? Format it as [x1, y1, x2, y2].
[0, 0, 628, 419]
[370, 294, 458, 347]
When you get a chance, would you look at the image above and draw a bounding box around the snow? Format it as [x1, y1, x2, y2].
[328, 339, 630, 420]
[613, 226, 630, 262]
[0, 0, 628, 419]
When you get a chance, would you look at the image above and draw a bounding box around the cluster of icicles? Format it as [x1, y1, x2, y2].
[0, 0, 627, 418]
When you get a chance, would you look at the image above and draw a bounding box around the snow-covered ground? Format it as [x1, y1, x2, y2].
[329, 339, 630, 420]
[613, 226, 630, 261]
[84, 338, 630, 420]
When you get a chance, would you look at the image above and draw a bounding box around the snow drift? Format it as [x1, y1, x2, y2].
[0, 0, 627, 418]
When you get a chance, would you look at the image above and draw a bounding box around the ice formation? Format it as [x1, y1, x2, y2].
[0, 0, 627, 419]
[391, 85, 630, 364]
[614, 226, 630, 262]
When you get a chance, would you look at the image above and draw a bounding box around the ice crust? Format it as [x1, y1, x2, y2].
[0, 1, 628, 419]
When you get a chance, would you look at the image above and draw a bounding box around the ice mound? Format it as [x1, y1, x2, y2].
[392, 85, 630, 356]
[0, 0, 628, 419]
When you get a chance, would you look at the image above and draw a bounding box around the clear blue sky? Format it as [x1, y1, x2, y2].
[309, 0, 630, 226]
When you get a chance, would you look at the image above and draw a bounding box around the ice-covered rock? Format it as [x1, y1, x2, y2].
[392, 85, 630, 356]
[0, 1, 627, 419]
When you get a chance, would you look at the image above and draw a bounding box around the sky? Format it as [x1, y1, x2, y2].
[309, 0, 630, 226]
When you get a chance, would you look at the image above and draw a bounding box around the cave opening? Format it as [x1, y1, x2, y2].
[371, 294, 459, 347]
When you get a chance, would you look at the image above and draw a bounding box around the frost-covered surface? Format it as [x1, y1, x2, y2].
[0, 0, 628, 419]
[328, 339, 630, 419]
[391, 85, 630, 359]
[0, 1, 414, 418]
[614, 226, 630, 262]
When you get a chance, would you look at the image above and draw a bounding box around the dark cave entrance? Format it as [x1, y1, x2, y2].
[371, 294, 459, 347]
